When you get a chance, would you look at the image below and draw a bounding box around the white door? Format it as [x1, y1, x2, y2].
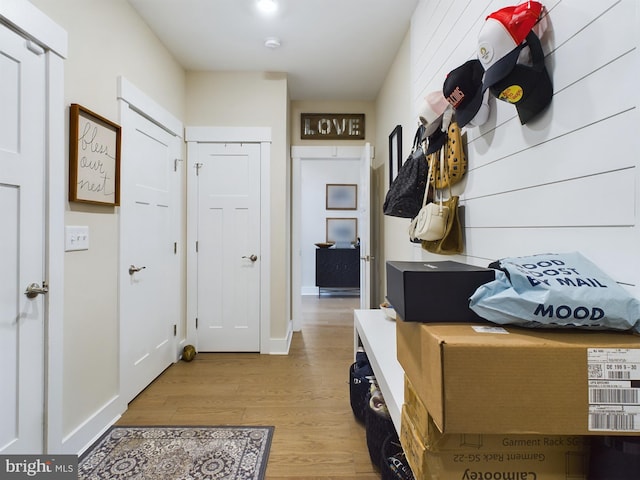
[0, 25, 46, 453]
[195, 143, 261, 352]
[359, 143, 373, 309]
[120, 105, 181, 402]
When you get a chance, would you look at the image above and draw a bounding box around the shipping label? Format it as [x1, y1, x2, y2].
[587, 348, 640, 432]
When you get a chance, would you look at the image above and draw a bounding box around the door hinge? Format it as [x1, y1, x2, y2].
[174, 242, 177, 254]
[26, 40, 45, 55]
[195, 318, 198, 329]
[173, 324, 177, 336]
[195, 241, 199, 253]
[174, 158, 183, 172]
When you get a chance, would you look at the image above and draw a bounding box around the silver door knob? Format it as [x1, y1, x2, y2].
[242, 254, 258, 262]
[129, 265, 146, 275]
[25, 282, 49, 299]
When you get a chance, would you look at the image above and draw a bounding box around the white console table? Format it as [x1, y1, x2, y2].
[354, 309, 405, 433]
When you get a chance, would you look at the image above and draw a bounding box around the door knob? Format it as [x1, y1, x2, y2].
[25, 282, 49, 299]
[129, 265, 146, 275]
[242, 254, 258, 262]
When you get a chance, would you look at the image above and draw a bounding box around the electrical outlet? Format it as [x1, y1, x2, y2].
[65, 226, 89, 251]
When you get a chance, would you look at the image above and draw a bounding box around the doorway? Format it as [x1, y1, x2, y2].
[118, 78, 184, 403]
[0, 1, 66, 453]
[185, 127, 272, 353]
[291, 145, 373, 332]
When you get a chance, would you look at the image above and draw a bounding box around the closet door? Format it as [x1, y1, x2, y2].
[0, 24, 46, 454]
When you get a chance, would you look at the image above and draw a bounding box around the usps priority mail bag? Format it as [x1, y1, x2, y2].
[469, 252, 640, 333]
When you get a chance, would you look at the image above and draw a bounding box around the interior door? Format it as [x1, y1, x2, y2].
[0, 24, 46, 454]
[195, 142, 261, 352]
[359, 143, 373, 309]
[120, 105, 181, 402]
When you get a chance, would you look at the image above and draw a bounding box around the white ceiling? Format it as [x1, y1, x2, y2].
[127, 0, 419, 101]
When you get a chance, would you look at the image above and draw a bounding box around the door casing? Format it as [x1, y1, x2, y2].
[0, 0, 67, 453]
[290, 145, 373, 332]
[185, 127, 272, 353]
[118, 77, 184, 403]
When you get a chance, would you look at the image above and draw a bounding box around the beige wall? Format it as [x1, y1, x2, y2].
[373, 31, 414, 304]
[186, 71, 290, 340]
[29, 0, 186, 440]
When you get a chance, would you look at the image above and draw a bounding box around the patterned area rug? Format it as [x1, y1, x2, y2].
[78, 426, 274, 480]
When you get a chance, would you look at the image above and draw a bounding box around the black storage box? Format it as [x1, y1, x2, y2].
[386, 260, 495, 323]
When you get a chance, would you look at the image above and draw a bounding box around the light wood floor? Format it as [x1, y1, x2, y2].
[118, 294, 380, 479]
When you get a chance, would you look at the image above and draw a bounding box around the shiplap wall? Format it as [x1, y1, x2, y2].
[410, 0, 640, 295]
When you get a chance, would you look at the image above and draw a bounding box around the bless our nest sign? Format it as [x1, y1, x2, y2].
[301, 113, 365, 140]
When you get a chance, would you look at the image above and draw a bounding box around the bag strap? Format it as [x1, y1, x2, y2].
[422, 154, 435, 207]
[412, 125, 425, 152]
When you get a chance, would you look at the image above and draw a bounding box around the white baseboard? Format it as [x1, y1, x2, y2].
[61, 395, 126, 455]
[266, 320, 293, 355]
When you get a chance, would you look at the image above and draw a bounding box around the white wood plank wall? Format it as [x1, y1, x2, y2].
[410, 0, 639, 294]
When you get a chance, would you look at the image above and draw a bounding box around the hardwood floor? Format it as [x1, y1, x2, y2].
[118, 294, 381, 479]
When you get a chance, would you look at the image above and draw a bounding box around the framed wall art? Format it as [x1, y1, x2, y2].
[388, 125, 402, 187]
[69, 103, 121, 206]
[326, 217, 358, 244]
[326, 183, 357, 210]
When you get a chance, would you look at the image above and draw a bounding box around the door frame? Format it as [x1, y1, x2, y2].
[117, 76, 184, 402]
[0, 0, 67, 453]
[185, 127, 271, 353]
[291, 145, 371, 332]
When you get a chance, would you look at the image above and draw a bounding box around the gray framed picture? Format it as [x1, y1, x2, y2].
[326, 183, 357, 210]
[326, 217, 358, 243]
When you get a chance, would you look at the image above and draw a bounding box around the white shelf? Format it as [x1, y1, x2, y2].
[354, 309, 404, 433]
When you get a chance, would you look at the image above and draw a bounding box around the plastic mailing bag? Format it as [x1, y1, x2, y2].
[469, 252, 640, 333]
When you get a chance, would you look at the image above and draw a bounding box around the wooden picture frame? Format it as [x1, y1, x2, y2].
[69, 103, 121, 206]
[389, 125, 402, 187]
[326, 183, 357, 210]
[326, 217, 358, 244]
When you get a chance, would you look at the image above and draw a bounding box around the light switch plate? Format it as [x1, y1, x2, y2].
[65, 226, 89, 251]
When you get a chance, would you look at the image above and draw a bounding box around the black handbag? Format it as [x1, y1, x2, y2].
[349, 351, 373, 423]
[383, 125, 430, 218]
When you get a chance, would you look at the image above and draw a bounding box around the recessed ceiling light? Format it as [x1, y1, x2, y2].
[257, 0, 278, 14]
[264, 37, 281, 49]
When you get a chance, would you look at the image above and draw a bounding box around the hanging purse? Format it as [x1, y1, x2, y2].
[428, 116, 467, 189]
[422, 144, 463, 254]
[408, 154, 449, 242]
[383, 125, 430, 218]
[421, 194, 463, 254]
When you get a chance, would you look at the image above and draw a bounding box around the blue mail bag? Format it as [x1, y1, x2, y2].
[469, 252, 640, 333]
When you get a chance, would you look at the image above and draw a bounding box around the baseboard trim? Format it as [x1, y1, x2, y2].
[61, 395, 125, 455]
[267, 321, 293, 355]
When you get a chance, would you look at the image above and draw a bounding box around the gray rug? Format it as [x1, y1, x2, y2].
[78, 426, 274, 480]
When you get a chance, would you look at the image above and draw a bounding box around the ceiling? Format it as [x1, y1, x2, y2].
[127, 0, 419, 101]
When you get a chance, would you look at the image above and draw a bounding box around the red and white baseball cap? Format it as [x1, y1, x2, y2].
[478, 1, 544, 89]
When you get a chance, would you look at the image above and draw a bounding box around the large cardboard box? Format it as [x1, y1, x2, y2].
[386, 260, 494, 322]
[400, 406, 588, 480]
[396, 320, 640, 435]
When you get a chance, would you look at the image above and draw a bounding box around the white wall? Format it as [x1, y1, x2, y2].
[378, 0, 640, 299]
[300, 158, 361, 293]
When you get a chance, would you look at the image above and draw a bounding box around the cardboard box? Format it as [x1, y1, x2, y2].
[400, 407, 588, 480]
[403, 375, 588, 453]
[386, 260, 494, 322]
[396, 320, 640, 435]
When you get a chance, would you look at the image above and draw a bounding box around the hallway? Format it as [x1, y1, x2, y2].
[118, 295, 380, 479]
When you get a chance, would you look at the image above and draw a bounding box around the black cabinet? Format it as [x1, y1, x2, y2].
[315, 247, 360, 294]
